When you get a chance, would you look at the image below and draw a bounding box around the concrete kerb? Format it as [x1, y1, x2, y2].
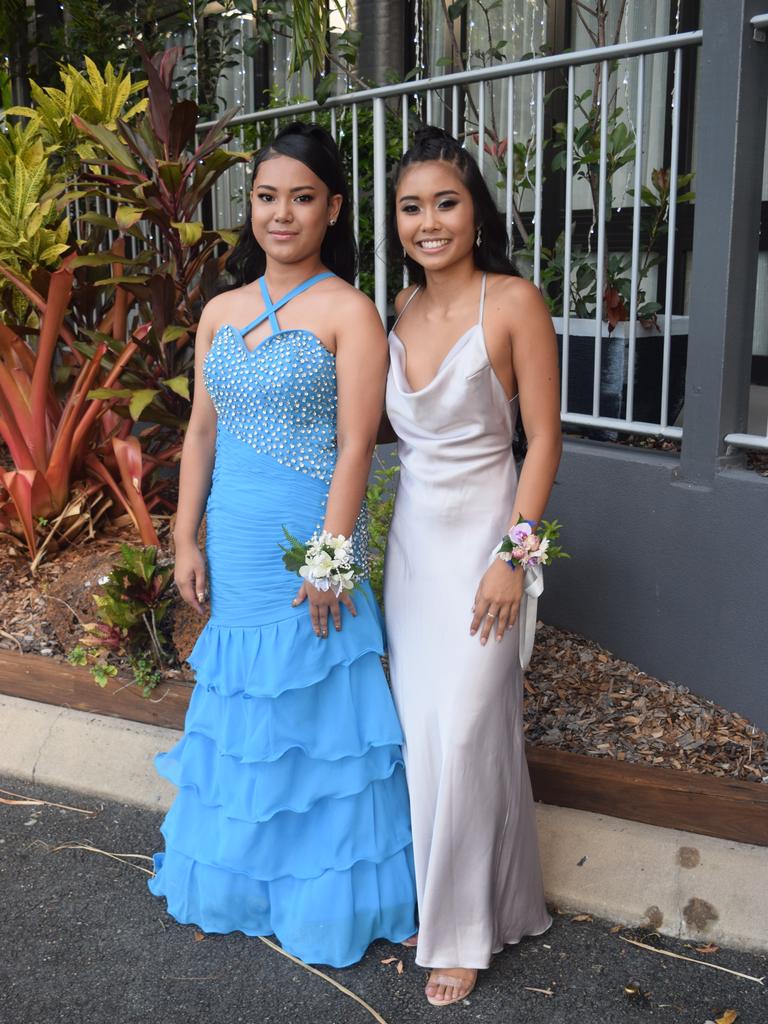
[2, 693, 766, 953]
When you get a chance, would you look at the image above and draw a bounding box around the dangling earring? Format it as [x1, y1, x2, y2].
[475, 226, 483, 248]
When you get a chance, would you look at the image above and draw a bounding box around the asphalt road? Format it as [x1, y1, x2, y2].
[1, 777, 766, 1024]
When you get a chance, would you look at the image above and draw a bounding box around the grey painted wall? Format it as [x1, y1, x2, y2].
[541, 439, 768, 730]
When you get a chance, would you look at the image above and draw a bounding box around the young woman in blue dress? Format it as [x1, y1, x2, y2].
[149, 122, 417, 968]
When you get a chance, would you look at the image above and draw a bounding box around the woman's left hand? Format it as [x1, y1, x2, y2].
[470, 559, 524, 645]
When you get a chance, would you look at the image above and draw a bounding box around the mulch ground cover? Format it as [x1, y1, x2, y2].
[1, 531, 766, 786]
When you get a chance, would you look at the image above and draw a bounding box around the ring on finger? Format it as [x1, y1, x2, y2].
[486, 611, 497, 620]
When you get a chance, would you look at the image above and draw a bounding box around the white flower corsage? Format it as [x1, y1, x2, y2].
[494, 517, 569, 570]
[280, 527, 361, 597]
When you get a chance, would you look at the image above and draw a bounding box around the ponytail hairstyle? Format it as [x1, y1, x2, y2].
[392, 125, 519, 286]
[225, 121, 357, 286]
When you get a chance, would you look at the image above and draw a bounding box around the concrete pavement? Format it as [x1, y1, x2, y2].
[1, 692, 766, 957]
[1, 778, 766, 1024]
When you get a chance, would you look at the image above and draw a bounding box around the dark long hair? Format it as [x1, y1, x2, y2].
[392, 125, 519, 286]
[225, 121, 357, 286]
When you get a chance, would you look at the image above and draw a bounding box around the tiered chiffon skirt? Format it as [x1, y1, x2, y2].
[149, 429, 417, 967]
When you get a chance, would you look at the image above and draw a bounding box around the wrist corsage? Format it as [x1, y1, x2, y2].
[280, 527, 361, 596]
[494, 516, 568, 570]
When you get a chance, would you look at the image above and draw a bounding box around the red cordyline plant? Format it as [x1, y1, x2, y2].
[0, 251, 161, 563]
[0, 45, 248, 564]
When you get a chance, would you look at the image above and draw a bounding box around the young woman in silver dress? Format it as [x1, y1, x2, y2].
[384, 127, 562, 1006]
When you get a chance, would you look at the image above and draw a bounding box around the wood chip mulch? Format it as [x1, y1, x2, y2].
[526, 623, 767, 784]
[1, 538, 766, 786]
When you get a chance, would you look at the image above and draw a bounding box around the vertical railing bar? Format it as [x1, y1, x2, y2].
[373, 97, 387, 323]
[478, 83, 486, 174]
[561, 65, 575, 416]
[352, 103, 360, 288]
[661, 47, 682, 430]
[426, 88, 433, 124]
[533, 70, 544, 289]
[505, 76, 514, 248]
[626, 54, 645, 424]
[330, 107, 337, 140]
[402, 94, 410, 288]
[592, 60, 609, 418]
[452, 83, 460, 137]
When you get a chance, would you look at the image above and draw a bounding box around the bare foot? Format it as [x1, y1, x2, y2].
[425, 967, 477, 1006]
[402, 932, 419, 948]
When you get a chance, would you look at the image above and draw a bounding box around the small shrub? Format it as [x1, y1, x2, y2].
[69, 543, 174, 695]
[366, 455, 399, 609]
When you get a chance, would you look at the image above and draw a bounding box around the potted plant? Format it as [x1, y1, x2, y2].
[471, 0, 694, 433]
[540, 165, 694, 428]
[542, 2, 694, 431]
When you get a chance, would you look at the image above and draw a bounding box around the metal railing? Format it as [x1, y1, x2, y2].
[199, 30, 702, 444]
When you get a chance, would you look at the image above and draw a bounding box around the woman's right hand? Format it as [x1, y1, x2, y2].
[174, 541, 208, 615]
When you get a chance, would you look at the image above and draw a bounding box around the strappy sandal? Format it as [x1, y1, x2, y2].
[425, 969, 477, 1007]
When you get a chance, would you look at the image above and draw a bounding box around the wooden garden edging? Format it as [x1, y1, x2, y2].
[1, 649, 766, 847]
[0, 648, 192, 730]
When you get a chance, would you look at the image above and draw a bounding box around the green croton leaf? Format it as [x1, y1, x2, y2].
[163, 374, 190, 400]
[171, 220, 204, 246]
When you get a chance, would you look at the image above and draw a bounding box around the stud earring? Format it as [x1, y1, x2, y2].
[329, 219, 337, 226]
[475, 226, 483, 248]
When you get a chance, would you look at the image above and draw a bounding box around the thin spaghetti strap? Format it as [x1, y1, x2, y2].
[478, 273, 487, 326]
[392, 286, 421, 331]
[240, 271, 335, 338]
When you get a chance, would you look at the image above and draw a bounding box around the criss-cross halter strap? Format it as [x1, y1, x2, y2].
[239, 271, 335, 338]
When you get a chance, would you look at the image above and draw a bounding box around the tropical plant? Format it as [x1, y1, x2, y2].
[5, 58, 148, 174]
[70, 44, 247, 433]
[68, 542, 175, 695]
[245, 0, 364, 100]
[533, 166, 695, 330]
[0, 144, 70, 308]
[365, 457, 399, 608]
[0, 254, 161, 563]
[0, 45, 246, 561]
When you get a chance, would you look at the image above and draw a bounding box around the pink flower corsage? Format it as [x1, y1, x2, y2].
[494, 517, 568, 570]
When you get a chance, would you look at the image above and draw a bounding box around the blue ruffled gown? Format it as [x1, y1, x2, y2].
[149, 272, 417, 967]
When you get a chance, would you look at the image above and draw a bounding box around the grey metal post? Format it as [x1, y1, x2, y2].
[680, 0, 768, 483]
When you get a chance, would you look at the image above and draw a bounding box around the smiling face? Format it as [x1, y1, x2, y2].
[250, 154, 342, 266]
[396, 159, 476, 272]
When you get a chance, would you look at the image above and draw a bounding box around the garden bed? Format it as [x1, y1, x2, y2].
[1, 535, 766, 845]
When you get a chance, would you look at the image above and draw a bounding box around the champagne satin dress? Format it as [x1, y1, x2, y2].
[384, 274, 551, 969]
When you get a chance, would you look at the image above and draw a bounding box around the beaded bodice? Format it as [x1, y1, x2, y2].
[204, 324, 337, 485]
[203, 272, 369, 575]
